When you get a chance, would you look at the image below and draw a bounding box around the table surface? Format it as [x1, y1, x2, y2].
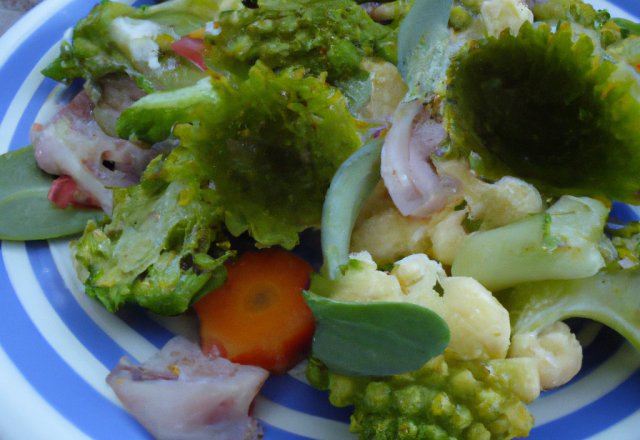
[0, 0, 42, 36]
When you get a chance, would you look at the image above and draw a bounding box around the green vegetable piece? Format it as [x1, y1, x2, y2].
[397, 0, 453, 98]
[321, 137, 384, 279]
[307, 353, 534, 440]
[0, 146, 106, 240]
[497, 267, 640, 352]
[73, 178, 230, 315]
[210, 0, 392, 81]
[303, 291, 450, 376]
[446, 21, 640, 204]
[449, 5, 473, 31]
[613, 18, 640, 38]
[118, 63, 363, 249]
[42, 0, 215, 91]
[452, 196, 609, 291]
[116, 78, 221, 144]
[531, 0, 610, 29]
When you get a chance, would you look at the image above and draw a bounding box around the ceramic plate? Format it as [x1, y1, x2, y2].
[1, 0, 640, 439]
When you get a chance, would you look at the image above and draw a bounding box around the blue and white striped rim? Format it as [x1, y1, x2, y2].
[1, 0, 640, 439]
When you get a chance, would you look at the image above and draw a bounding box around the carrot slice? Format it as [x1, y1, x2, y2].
[194, 248, 315, 374]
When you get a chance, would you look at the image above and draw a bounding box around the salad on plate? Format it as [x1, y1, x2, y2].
[3, 0, 640, 438]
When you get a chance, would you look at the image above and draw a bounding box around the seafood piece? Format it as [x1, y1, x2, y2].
[381, 100, 448, 218]
[31, 86, 172, 214]
[107, 336, 269, 440]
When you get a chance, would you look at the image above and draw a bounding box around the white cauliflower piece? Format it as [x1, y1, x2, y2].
[358, 58, 408, 120]
[508, 321, 583, 390]
[468, 176, 544, 230]
[109, 17, 178, 70]
[481, 0, 533, 37]
[438, 277, 511, 360]
[431, 210, 468, 265]
[330, 252, 511, 362]
[328, 252, 404, 303]
[350, 207, 433, 265]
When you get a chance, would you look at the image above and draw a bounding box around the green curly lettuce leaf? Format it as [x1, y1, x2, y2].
[118, 62, 363, 250]
[75, 63, 363, 313]
[446, 21, 640, 204]
[307, 354, 535, 440]
[73, 171, 230, 315]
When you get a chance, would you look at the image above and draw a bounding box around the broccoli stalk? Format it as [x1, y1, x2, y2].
[307, 354, 535, 440]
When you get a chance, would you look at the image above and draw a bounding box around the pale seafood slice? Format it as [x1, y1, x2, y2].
[381, 99, 447, 218]
[107, 336, 269, 440]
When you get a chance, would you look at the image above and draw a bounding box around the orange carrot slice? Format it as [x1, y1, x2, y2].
[194, 248, 315, 374]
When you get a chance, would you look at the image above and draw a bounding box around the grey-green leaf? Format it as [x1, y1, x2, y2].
[0, 146, 107, 240]
[321, 137, 384, 279]
[304, 291, 450, 376]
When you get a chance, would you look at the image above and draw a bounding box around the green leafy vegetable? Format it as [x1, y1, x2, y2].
[497, 267, 640, 353]
[75, 63, 363, 313]
[306, 354, 535, 440]
[73, 177, 230, 315]
[0, 146, 107, 240]
[42, 0, 214, 92]
[321, 137, 384, 279]
[117, 63, 363, 249]
[304, 291, 450, 376]
[446, 21, 640, 204]
[612, 18, 640, 38]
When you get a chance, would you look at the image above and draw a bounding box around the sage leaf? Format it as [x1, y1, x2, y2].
[321, 137, 384, 279]
[0, 146, 107, 240]
[304, 291, 450, 376]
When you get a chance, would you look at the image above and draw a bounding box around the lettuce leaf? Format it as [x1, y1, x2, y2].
[119, 63, 363, 248]
[42, 0, 220, 92]
[74, 63, 363, 313]
[73, 173, 230, 315]
[446, 21, 640, 204]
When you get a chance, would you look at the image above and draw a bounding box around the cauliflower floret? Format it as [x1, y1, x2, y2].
[350, 206, 433, 265]
[481, 0, 533, 37]
[109, 17, 178, 70]
[331, 252, 511, 362]
[508, 321, 583, 390]
[351, 161, 544, 266]
[328, 251, 404, 303]
[467, 176, 544, 230]
[358, 58, 408, 120]
[439, 277, 511, 360]
[431, 210, 468, 265]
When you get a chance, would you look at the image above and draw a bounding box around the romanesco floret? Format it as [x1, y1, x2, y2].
[307, 353, 535, 440]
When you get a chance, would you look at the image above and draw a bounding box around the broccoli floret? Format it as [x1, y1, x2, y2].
[307, 354, 534, 440]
